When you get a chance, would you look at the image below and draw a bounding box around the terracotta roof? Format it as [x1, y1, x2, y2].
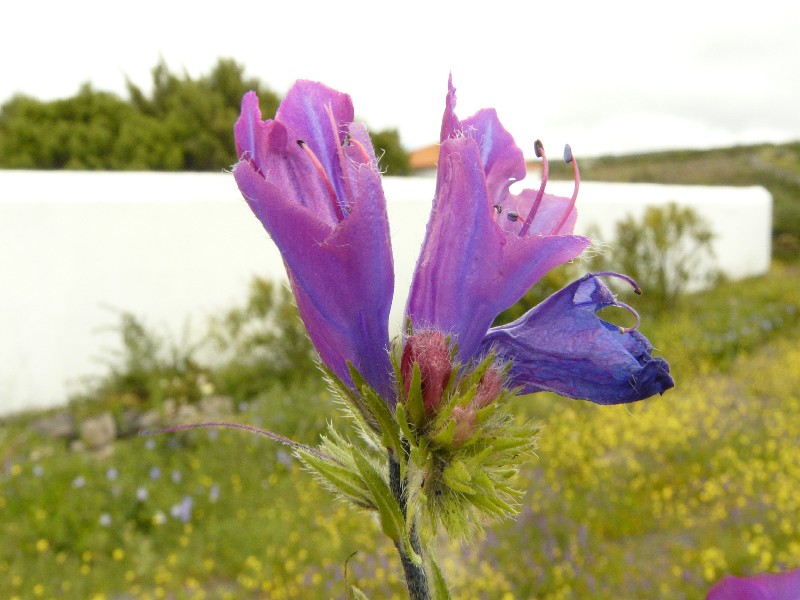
[409, 143, 543, 176]
[409, 143, 439, 170]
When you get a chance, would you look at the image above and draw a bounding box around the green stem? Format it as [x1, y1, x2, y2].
[389, 450, 429, 600]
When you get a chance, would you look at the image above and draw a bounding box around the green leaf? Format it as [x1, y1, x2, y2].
[349, 364, 402, 459]
[426, 549, 452, 600]
[351, 450, 405, 542]
[350, 586, 370, 600]
[296, 449, 373, 509]
[430, 419, 455, 447]
[320, 363, 379, 432]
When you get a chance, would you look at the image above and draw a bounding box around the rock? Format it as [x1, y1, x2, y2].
[79, 412, 117, 451]
[137, 409, 162, 431]
[199, 396, 233, 420]
[174, 404, 200, 425]
[33, 411, 76, 439]
[118, 408, 162, 436]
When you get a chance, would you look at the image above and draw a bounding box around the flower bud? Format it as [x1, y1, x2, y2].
[472, 366, 503, 409]
[401, 331, 452, 413]
[451, 405, 476, 446]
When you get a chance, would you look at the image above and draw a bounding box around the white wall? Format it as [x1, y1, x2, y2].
[0, 171, 771, 415]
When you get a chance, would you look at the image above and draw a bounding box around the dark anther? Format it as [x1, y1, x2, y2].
[493, 204, 502, 214]
[534, 139, 545, 158]
[507, 211, 520, 222]
[296, 139, 306, 147]
[564, 144, 574, 164]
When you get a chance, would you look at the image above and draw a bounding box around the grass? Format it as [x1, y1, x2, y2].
[2, 262, 800, 599]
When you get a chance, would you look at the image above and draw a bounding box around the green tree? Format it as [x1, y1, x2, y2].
[0, 59, 412, 173]
[370, 128, 411, 175]
[0, 59, 280, 171]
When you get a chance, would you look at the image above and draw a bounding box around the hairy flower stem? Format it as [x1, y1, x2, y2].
[389, 448, 430, 600]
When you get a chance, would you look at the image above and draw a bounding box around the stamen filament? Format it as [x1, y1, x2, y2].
[325, 104, 353, 214]
[550, 144, 580, 235]
[595, 271, 642, 295]
[297, 139, 345, 221]
[613, 301, 641, 334]
[518, 139, 548, 237]
[346, 136, 373, 165]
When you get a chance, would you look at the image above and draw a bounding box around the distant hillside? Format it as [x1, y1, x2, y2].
[548, 142, 800, 259]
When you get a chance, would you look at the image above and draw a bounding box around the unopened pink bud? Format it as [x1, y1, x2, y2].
[401, 331, 452, 413]
[451, 405, 476, 445]
[472, 367, 503, 409]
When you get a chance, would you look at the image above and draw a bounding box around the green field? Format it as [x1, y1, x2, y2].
[2, 262, 800, 599]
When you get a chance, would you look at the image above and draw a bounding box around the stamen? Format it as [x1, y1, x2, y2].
[613, 301, 641, 334]
[345, 135, 373, 165]
[493, 204, 502, 222]
[506, 210, 520, 222]
[550, 144, 580, 235]
[595, 271, 642, 295]
[325, 104, 353, 213]
[518, 139, 549, 237]
[297, 139, 344, 221]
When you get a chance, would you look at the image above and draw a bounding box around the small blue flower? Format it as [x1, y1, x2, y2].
[136, 486, 149, 501]
[149, 467, 161, 481]
[71, 475, 86, 489]
[99, 513, 112, 527]
[106, 467, 118, 481]
[209, 484, 220, 503]
[170, 496, 193, 523]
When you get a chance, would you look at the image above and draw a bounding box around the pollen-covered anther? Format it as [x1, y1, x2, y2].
[296, 139, 344, 221]
[518, 139, 549, 237]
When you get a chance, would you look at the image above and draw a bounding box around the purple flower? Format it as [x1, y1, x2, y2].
[707, 568, 800, 600]
[480, 274, 673, 404]
[407, 78, 672, 404]
[406, 77, 590, 363]
[234, 82, 394, 400]
[234, 77, 672, 407]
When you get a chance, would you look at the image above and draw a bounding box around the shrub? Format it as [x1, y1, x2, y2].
[590, 203, 719, 307]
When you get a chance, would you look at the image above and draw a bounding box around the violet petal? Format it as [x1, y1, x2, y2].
[479, 274, 674, 404]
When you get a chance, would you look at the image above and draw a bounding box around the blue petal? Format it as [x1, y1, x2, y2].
[479, 274, 674, 404]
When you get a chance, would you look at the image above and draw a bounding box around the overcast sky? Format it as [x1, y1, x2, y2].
[3, 1, 798, 157]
